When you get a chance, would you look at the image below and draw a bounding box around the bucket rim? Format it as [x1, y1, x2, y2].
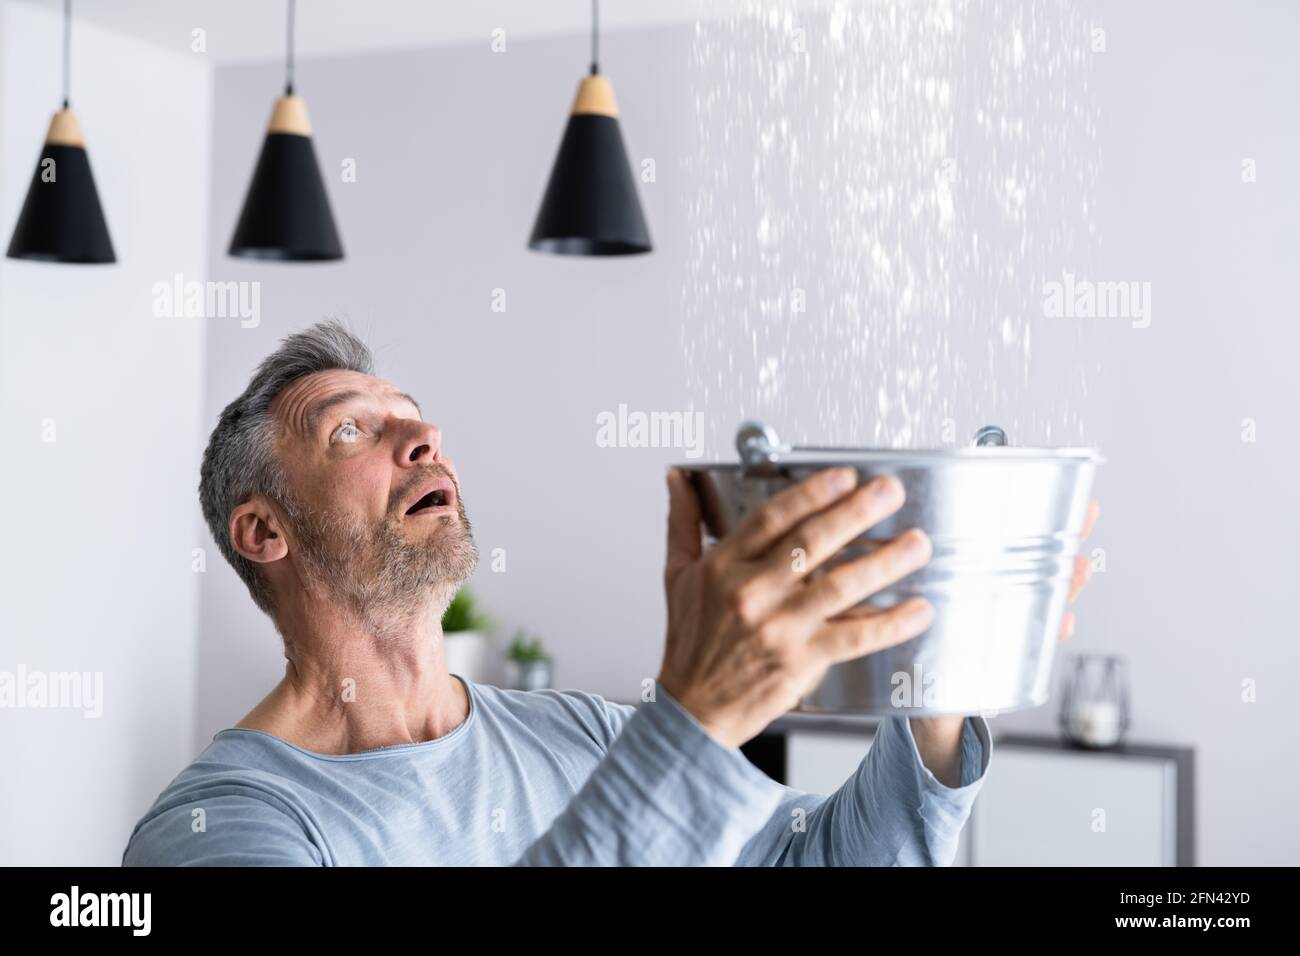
[676, 447, 1104, 469]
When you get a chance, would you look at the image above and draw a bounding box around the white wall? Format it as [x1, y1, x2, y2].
[195, 3, 1300, 867]
[0, 1, 210, 865]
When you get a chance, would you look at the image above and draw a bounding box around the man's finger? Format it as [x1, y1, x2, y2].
[767, 475, 905, 574]
[726, 466, 859, 560]
[664, 469, 703, 585]
[811, 597, 934, 663]
[826, 602, 893, 622]
[1059, 609, 1076, 641]
[786, 528, 933, 621]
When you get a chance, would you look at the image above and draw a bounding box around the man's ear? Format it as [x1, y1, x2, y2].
[229, 496, 290, 566]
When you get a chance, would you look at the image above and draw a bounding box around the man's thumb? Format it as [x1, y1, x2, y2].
[665, 469, 703, 575]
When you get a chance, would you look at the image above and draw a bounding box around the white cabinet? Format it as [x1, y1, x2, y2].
[968, 747, 1177, 866]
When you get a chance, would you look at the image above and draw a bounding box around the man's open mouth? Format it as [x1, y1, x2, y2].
[403, 479, 456, 517]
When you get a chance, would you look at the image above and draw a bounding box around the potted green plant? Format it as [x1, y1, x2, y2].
[505, 630, 552, 691]
[441, 589, 492, 683]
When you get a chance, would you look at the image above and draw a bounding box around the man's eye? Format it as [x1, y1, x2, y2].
[333, 420, 361, 443]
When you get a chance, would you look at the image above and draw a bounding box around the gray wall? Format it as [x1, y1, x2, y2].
[197, 3, 1300, 866]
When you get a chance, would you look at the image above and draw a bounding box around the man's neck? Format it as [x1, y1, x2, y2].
[236, 599, 471, 756]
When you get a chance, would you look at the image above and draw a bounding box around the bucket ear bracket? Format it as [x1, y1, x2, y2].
[735, 420, 784, 466]
[974, 425, 1009, 447]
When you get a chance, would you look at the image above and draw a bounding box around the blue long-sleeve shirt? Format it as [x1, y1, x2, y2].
[121, 676, 991, 866]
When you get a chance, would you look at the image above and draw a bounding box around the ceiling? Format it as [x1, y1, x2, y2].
[14, 0, 757, 63]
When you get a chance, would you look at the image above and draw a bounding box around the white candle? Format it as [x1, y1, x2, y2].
[1073, 700, 1121, 747]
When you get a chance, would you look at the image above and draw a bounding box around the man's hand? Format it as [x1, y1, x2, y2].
[657, 467, 935, 749]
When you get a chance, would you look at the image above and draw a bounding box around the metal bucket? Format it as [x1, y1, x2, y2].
[679, 421, 1101, 717]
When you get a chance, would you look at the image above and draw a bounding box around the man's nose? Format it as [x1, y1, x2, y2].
[397, 421, 442, 466]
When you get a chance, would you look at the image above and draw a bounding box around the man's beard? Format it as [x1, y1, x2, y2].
[280, 469, 479, 631]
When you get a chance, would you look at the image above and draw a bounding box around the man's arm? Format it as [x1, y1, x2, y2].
[516, 466, 992, 866]
[732, 713, 991, 866]
[909, 714, 969, 787]
[512, 683, 783, 866]
[562, 692, 988, 867]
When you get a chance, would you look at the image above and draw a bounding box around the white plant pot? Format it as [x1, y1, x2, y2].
[443, 630, 490, 684]
[505, 659, 553, 691]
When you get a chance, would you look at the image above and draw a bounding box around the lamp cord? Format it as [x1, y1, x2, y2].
[61, 0, 71, 109]
[590, 0, 599, 75]
[285, 0, 296, 95]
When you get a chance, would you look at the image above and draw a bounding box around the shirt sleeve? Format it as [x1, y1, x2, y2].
[513, 682, 784, 866]
[732, 714, 992, 866]
[122, 786, 326, 867]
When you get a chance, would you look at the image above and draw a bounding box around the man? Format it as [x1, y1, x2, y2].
[123, 321, 1095, 866]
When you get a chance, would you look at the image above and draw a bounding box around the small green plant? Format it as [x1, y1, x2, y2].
[442, 589, 491, 633]
[508, 629, 549, 664]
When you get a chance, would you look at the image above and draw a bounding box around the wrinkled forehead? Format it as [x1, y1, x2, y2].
[271, 369, 419, 441]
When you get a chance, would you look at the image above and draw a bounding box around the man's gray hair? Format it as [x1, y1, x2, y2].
[199, 320, 374, 616]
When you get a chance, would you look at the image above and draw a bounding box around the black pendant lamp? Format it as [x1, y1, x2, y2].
[7, 0, 115, 264]
[229, 0, 342, 261]
[528, 0, 651, 256]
